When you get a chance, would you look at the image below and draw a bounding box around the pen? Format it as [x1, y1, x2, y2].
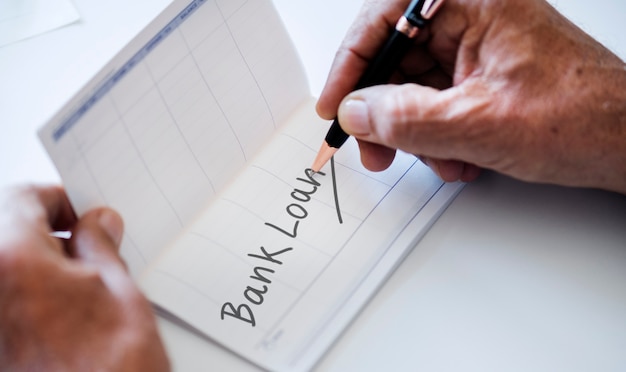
[311, 0, 446, 172]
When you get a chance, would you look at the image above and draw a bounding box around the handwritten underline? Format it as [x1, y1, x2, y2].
[330, 156, 343, 224]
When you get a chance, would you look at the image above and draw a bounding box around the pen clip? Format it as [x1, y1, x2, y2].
[420, 0, 445, 20]
[398, 0, 445, 37]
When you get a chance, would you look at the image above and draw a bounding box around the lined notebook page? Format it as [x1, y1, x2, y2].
[140, 99, 461, 371]
[39, 0, 309, 275]
[39, 0, 464, 370]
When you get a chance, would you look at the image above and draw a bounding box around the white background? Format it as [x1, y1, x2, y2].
[1, 0, 625, 371]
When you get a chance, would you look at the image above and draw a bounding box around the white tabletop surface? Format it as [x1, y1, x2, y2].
[1, 0, 625, 371]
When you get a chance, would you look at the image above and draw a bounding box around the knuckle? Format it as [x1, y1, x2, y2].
[376, 86, 420, 145]
[0, 245, 30, 286]
[80, 266, 106, 285]
[1, 184, 39, 202]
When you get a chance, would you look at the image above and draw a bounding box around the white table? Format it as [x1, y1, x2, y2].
[1, 1, 625, 371]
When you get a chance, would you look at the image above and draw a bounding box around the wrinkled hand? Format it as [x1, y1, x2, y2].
[317, 0, 626, 193]
[0, 185, 169, 371]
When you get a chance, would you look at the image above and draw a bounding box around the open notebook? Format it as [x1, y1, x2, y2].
[39, 0, 463, 370]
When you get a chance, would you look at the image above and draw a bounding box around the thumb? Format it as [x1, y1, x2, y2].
[337, 83, 485, 161]
[69, 208, 126, 270]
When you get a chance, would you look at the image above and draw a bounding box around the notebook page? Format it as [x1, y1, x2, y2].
[38, 0, 309, 276]
[140, 98, 464, 371]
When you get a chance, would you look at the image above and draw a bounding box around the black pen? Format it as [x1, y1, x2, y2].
[311, 0, 446, 172]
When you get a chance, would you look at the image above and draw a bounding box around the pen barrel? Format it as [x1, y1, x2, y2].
[355, 30, 413, 89]
[325, 31, 413, 148]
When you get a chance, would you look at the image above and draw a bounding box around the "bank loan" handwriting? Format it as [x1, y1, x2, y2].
[220, 168, 325, 327]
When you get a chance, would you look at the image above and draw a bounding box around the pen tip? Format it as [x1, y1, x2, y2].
[311, 141, 338, 173]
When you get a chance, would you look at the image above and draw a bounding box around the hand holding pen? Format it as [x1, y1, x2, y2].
[312, 0, 445, 172]
[313, 0, 626, 194]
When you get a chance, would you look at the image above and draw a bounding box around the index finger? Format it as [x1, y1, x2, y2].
[316, 0, 413, 120]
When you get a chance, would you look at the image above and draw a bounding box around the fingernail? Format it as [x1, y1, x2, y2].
[338, 98, 370, 135]
[98, 209, 124, 246]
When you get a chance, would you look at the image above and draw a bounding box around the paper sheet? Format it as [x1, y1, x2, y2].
[39, 0, 463, 370]
[40, 0, 310, 276]
[140, 100, 462, 370]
